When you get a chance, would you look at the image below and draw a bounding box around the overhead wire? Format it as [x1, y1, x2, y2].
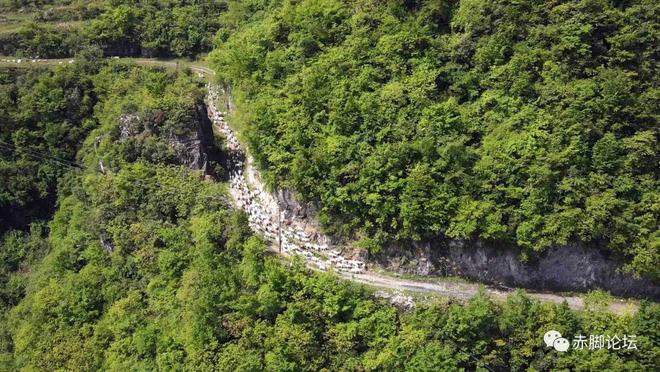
[0, 139, 83, 169]
[0, 138, 227, 201]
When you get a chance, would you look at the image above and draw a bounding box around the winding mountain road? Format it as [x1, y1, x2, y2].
[1, 56, 638, 314]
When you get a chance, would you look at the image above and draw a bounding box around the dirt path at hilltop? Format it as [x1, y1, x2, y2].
[1, 56, 637, 314]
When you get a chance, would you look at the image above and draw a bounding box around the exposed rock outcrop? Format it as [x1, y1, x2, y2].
[373, 239, 660, 300]
[117, 103, 220, 173]
[168, 103, 217, 170]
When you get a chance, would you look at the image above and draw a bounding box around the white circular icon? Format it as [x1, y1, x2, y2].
[553, 337, 570, 352]
[544, 330, 562, 347]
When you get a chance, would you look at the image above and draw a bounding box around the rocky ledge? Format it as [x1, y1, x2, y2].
[372, 239, 660, 300]
[117, 102, 220, 173]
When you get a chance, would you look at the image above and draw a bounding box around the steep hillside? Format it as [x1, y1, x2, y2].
[0, 60, 657, 372]
[211, 0, 659, 278]
[0, 62, 97, 233]
[0, 1, 658, 370]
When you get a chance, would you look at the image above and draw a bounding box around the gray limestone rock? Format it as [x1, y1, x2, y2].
[373, 239, 660, 300]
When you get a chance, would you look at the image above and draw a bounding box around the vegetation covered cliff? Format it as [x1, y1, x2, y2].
[211, 0, 659, 279]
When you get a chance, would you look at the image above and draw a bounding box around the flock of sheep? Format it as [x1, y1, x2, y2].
[0, 58, 74, 65]
[206, 84, 366, 275]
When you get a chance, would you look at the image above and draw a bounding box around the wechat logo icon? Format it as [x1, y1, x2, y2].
[544, 330, 569, 352]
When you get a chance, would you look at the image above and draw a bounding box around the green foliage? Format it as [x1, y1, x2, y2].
[0, 63, 98, 233]
[211, 0, 660, 277]
[3, 147, 658, 371]
[5, 141, 655, 371]
[0, 2, 657, 371]
[82, 61, 208, 172]
[1, 0, 226, 58]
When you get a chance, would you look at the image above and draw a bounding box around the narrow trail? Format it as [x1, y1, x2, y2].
[1, 56, 636, 314]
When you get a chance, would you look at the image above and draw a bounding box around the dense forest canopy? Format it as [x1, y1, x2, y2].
[210, 0, 659, 277]
[0, 63, 654, 370]
[0, 1, 658, 370]
[0, 59, 654, 371]
[0, 63, 97, 233]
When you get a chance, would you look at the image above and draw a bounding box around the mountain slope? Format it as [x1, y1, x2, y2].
[211, 0, 659, 278]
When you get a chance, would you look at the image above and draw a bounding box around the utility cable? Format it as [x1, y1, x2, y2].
[0, 139, 83, 169]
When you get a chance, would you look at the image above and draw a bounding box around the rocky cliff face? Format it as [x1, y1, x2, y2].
[269, 180, 660, 300]
[373, 239, 660, 300]
[117, 103, 220, 174]
[170, 103, 217, 171]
